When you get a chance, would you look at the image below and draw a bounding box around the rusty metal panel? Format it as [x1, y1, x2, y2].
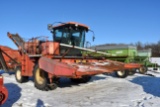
[0, 46, 21, 70]
[39, 57, 76, 77]
[24, 39, 39, 54]
[41, 42, 60, 55]
[21, 55, 35, 76]
[124, 63, 141, 69]
[73, 60, 125, 76]
[39, 57, 127, 78]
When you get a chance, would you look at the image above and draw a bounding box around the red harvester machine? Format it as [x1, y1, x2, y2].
[0, 46, 19, 104]
[0, 75, 8, 105]
[0, 46, 21, 105]
[0, 22, 142, 91]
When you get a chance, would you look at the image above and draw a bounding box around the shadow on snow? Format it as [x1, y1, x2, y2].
[130, 75, 160, 97]
[36, 99, 45, 107]
[2, 83, 21, 107]
[58, 75, 106, 88]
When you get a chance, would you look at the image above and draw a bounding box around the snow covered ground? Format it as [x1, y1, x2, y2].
[1, 71, 160, 107]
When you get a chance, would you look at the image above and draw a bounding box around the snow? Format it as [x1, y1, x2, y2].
[1, 71, 160, 107]
[150, 57, 160, 66]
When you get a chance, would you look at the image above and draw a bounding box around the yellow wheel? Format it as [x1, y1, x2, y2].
[139, 66, 147, 74]
[15, 67, 28, 83]
[35, 68, 45, 85]
[115, 70, 128, 78]
[34, 65, 49, 90]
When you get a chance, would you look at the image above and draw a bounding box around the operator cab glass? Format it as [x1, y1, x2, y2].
[53, 25, 87, 48]
[51, 23, 88, 56]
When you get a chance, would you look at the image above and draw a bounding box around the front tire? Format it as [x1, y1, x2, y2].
[15, 67, 28, 83]
[115, 70, 128, 78]
[33, 65, 57, 91]
[34, 65, 50, 90]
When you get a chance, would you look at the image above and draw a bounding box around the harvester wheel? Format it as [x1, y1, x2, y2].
[139, 66, 147, 74]
[15, 67, 28, 83]
[70, 76, 91, 83]
[33, 65, 50, 91]
[115, 70, 128, 78]
[129, 69, 136, 75]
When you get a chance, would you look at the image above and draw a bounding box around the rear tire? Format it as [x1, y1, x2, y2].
[139, 66, 147, 74]
[115, 70, 128, 78]
[15, 67, 28, 83]
[70, 76, 91, 83]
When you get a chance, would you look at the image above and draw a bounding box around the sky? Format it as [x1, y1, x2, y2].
[0, 0, 160, 49]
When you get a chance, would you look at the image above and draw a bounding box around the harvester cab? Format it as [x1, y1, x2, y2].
[49, 22, 88, 46]
[48, 22, 89, 56]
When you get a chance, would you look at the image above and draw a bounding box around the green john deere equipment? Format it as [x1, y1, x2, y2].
[88, 45, 153, 74]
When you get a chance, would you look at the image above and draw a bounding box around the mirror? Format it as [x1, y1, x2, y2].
[47, 24, 52, 30]
[92, 36, 95, 42]
[89, 29, 95, 42]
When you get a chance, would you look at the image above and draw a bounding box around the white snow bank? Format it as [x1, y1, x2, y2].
[1, 71, 160, 107]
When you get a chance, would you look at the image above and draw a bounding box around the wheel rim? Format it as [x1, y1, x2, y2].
[16, 69, 21, 80]
[35, 68, 45, 85]
[117, 70, 125, 76]
[139, 67, 145, 73]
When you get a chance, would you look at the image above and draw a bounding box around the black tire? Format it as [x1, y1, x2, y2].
[129, 69, 136, 75]
[33, 65, 57, 91]
[139, 66, 147, 74]
[153, 67, 158, 70]
[115, 70, 129, 78]
[70, 76, 91, 83]
[15, 67, 28, 83]
[34, 65, 49, 90]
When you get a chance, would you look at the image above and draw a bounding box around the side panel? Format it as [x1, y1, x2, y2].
[39, 57, 76, 77]
[104, 48, 137, 63]
[0, 46, 21, 70]
[21, 55, 35, 76]
[41, 42, 60, 55]
[107, 49, 129, 56]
